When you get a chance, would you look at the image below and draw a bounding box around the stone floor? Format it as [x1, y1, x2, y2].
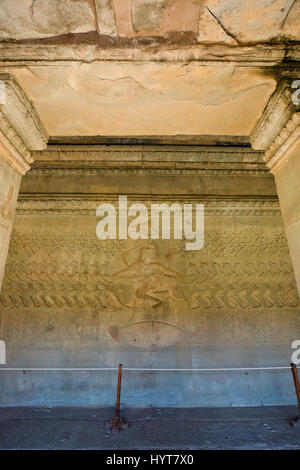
[0, 405, 299, 450]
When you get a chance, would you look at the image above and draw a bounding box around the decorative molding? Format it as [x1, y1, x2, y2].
[5, 226, 292, 259]
[32, 145, 265, 166]
[251, 78, 300, 174]
[264, 112, 300, 174]
[16, 196, 281, 217]
[0, 73, 48, 174]
[49, 135, 251, 146]
[251, 79, 299, 151]
[1, 281, 298, 311]
[28, 166, 271, 177]
[4, 259, 293, 283]
[0, 43, 294, 66]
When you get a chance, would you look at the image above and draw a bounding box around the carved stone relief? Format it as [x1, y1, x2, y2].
[1, 197, 299, 350]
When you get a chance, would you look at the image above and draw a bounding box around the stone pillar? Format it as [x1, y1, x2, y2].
[251, 79, 300, 296]
[264, 114, 300, 296]
[0, 73, 47, 289]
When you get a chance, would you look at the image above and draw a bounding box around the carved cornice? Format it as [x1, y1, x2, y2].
[0, 73, 48, 150]
[16, 196, 281, 217]
[28, 166, 270, 177]
[251, 79, 299, 151]
[0, 73, 48, 174]
[264, 112, 300, 174]
[250, 77, 300, 174]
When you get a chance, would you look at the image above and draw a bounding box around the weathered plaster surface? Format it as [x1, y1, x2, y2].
[132, 0, 166, 33]
[7, 65, 276, 137]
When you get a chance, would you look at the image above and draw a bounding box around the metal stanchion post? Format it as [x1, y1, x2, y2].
[290, 363, 300, 427]
[106, 364, 129, 433]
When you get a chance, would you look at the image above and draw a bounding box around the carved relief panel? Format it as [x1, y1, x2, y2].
[1, 196, 299, 350]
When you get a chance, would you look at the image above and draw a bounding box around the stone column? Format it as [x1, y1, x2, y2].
[264, 114, 300, 297]
[251, 79, 300, 297]
[0, 73, 47, 289]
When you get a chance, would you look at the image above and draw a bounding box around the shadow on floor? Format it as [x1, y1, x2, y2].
[0, 405, 299, 450]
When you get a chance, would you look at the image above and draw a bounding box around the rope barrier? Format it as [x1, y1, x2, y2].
[0, 367, 292, 371]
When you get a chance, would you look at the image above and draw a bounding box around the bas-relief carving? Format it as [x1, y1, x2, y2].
[1, 198, 300, 349]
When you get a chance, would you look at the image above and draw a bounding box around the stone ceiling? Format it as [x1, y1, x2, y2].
[0, 0, 299, 140]
[8, 64, 276, 137]
[1, 0, 299, 43]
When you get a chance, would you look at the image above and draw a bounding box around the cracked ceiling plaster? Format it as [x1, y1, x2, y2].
[8, 64, 276, 137]
[0, 1, 297, 137]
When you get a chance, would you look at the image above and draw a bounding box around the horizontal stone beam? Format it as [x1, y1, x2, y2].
[0, 43, 296, 66]
[0, 73, 48, 152]
[32, 145, 264, 167]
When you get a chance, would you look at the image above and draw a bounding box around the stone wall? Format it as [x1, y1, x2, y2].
[0, 154, 300, 407]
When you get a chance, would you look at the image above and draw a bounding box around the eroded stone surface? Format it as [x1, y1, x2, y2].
[199, 0, 296, 44]
[113, 0, 202, 37]
[0, 0, 298, 43]
[95, 0, 117, 36]
[282, 0, 300, 40]
[0, 0, 95, 40]
[197, 5, 238, 45]
[160, 0, 201, 34]
[132, 0, 166, 32]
